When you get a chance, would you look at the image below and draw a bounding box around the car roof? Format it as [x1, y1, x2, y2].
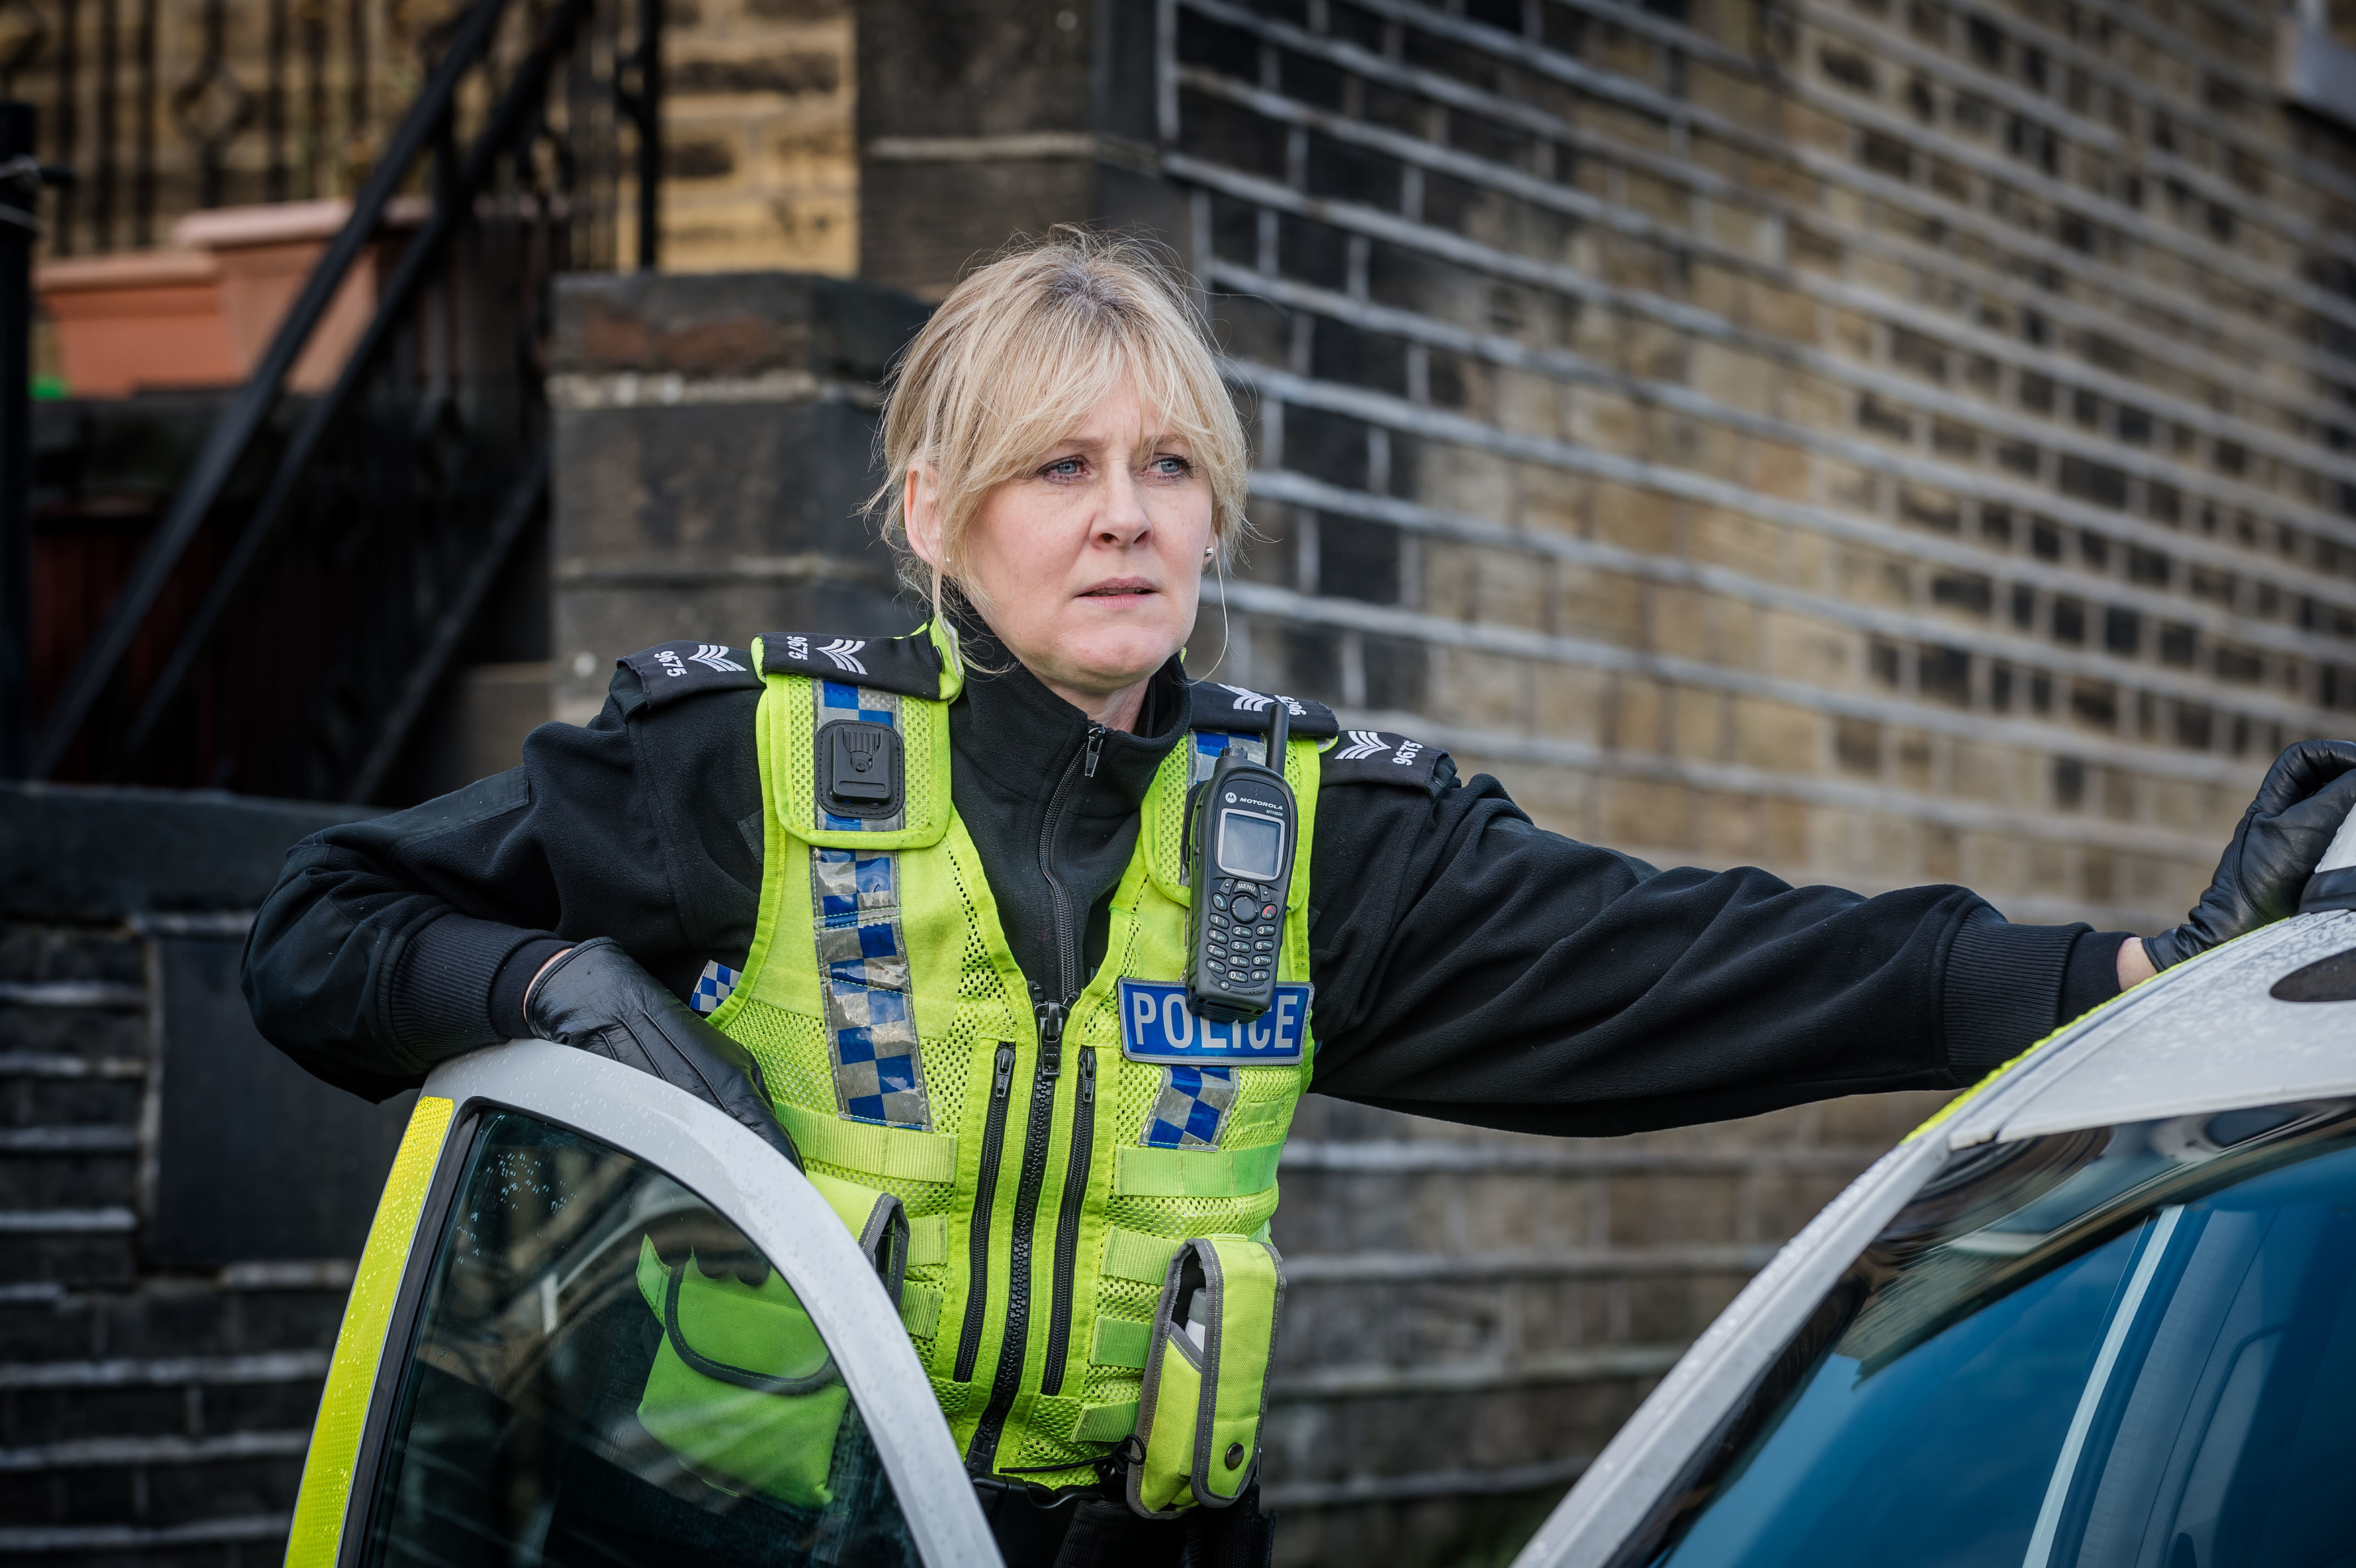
[1932, 908, 2356, 1152]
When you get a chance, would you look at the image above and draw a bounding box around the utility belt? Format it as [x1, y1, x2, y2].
[970, 1467, 1279, 1568]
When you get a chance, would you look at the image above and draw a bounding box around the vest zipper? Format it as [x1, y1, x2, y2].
[954, 1043, 1017, 1385]
[967, 721, 1103, 1469]
[968, 999, 1064, 1471]
[1040, 1042, 1094, 1397]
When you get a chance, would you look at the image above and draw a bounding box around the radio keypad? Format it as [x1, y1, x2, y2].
[1202, 874, 1281, 990]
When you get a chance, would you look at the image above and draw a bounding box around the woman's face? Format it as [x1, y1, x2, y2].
[909, 377, 1214, 710]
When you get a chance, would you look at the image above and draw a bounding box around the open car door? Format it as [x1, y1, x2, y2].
[283, 1040, 998, 1567]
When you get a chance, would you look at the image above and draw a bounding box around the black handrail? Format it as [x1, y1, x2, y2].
[118, 0, 592, 769]
[0, 104, 34, 779]
[344, 451, 551, 804]
[619, 0, 660, 271]
[30, 0, 513, 780]
[31, 0, 659, 791]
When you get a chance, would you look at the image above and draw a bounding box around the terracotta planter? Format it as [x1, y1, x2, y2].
[37, 249, 239, 397]
[36, 197, 420, 398]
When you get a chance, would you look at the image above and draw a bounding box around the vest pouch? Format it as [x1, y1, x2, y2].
[629, 1177, 905, 1510]
[802, 1168, 911, 1308]
[632, 1237, 849, 1508]
[1124, 1236, 1286, 1519]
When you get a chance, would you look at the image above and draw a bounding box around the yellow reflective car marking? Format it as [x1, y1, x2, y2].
[285, 1095, 456, 1565]
[1907, 1024, 2067, 1144]
[1906, 932, 2231, 1145]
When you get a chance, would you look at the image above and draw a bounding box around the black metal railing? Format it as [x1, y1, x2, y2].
[24, 0, 658, 800]
[0, 101, 37, 780]
[0, 0, 639, 259]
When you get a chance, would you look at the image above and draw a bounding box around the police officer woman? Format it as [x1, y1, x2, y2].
[246, 234, 2356, 1566]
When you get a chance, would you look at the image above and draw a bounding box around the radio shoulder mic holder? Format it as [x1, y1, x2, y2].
[1184, 698, 1297, 1024]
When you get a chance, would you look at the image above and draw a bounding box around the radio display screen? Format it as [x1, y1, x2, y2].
[1216, 811, 1285, 882]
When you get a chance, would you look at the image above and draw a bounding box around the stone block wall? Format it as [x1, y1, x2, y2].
[853, 0, 1105, 298]
[0, 786, 405, 1562]
[545, 269, 933, 724]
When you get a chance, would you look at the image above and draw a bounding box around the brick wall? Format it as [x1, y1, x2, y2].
[838, 1, 2356, 1558]
[1109, 5, 2356, 1552]
[1176, 0, 2356, 935]
[7, 0, 864, 277]
[1263, 1089, 1948, 1563]
[17, 0, 566, 255]
[657, 0, 860, 275]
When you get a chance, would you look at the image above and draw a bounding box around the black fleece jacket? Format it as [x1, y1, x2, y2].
[242, 639, 2126, 1134]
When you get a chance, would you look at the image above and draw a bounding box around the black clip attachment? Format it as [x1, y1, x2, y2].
[821, 721, 903, 819]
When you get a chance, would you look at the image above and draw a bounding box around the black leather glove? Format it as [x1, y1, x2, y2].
[2143, 739, 2356, 970]
[525, 937, 801, 1167]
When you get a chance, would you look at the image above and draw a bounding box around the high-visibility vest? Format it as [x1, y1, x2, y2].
[704, 622, 1317, 1497]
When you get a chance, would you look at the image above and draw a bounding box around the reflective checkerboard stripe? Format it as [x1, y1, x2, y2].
[1180, 730, 1267, 890]
[688, 960, 739, 1016]
[1141, 1063, 1236, 1150]
[1189, 729, 1265, 786]
[808, 680, 932, 1130]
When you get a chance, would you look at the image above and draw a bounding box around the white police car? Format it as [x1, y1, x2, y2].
[1514, 860, 2356, 1567]
[287, 851, 2356, 1568]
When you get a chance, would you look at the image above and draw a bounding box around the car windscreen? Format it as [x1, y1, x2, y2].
[1614, 1099, 2356, 1568]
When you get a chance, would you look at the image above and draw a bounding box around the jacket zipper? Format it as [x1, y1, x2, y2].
[1040, 1042, 1094, 1397]
[1044, 724, 1106, 990]
[953, 1043, 1017, 1385]
[969, 998, 1062, 1470]
[967, 723, 1104, 1470]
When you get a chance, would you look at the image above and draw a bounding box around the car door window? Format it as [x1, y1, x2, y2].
[356, 1109, 920, 1568]
[1614, 1103, 2356, 1568]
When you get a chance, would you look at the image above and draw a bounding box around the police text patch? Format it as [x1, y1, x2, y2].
[1118, 979, 1310, 1066]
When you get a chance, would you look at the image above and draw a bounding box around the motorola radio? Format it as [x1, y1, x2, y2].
[1184, 698, 1298, 1023]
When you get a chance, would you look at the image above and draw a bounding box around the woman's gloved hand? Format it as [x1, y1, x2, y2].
[2143, 739, 2356, 970]
[525, 937, 802, 1166]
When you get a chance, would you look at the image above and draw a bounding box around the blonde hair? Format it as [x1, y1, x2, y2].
[870, 229, 1249, 629]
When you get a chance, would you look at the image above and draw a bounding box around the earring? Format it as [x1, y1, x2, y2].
[1204, 544, 1216, 562]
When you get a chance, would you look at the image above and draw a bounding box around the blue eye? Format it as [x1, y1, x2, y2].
[1044, 457, 1085, 477]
